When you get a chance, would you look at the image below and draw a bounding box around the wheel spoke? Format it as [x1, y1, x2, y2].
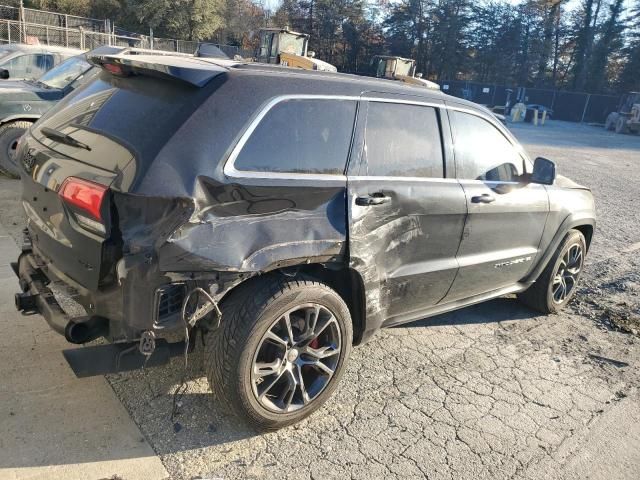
[253, 359, 282, 378]
[303, 305, 320, 339]
[259, 369, 286, 399]
[296, 364, 311, 404]
[278, 370, 297, 412]
[283, 312, 295, 345]
[311, 314, 338, 340]
[264, 329, 288, 347]
[303, 344, 340, 359]
[302, 358, 335, 378]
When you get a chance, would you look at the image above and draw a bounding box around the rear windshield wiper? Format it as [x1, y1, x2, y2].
[40, 127, 92, 151]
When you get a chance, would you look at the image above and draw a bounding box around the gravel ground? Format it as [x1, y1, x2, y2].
[1, 120, 639, 480]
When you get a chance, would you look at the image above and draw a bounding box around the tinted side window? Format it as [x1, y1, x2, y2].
[235, 99, 356, 175]
[451, 110, 524, 182]
[364, 102, 444, 178]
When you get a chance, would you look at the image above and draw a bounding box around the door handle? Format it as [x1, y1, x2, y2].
[471, 193, 495, 204]
[355, 194, 390, 206]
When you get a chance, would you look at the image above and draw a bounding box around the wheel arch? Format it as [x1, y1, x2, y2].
[525, 216, 595, 284]
[0, 115, 40, 127]
[216, 263, 368, 346]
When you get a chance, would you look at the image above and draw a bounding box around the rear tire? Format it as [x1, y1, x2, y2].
[0, 120, 32, 178]
[204, 275, 353, 431]
[518, 229, 586, 314]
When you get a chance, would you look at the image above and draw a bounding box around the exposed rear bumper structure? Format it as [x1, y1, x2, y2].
[13, 251, 72, 336]
[12, 250, 188, 377]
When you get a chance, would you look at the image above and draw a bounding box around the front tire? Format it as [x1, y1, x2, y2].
[0, 120, 32, 178]
[518, 229, 586, 314]
[204, 275, 353, 431]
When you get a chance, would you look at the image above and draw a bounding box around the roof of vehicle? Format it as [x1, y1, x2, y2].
[89, 52, 455, 101]
[0, 43, 83, 55]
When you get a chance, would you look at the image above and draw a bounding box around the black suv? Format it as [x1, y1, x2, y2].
[13, 54, 595, 430]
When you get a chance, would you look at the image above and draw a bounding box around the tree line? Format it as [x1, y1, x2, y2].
[13, 0, 640, 93]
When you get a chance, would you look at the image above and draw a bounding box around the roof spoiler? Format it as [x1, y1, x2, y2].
[87, 54, 227, 87]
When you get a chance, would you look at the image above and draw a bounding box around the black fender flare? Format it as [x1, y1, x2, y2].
[524, 214, 595, 284]
[0, 115, 40, 127]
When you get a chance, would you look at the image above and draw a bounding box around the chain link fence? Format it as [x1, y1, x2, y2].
[0, 18, 151, 50]
[440, 80, 623, 124]
[0, 4, 247, 56]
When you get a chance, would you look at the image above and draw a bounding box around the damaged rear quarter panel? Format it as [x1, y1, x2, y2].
[158, 177, 348, 273]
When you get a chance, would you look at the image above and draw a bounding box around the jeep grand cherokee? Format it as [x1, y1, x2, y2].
[12, 53, 595, 430]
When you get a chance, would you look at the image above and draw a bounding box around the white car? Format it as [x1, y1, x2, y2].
[0, 44, 83, 80]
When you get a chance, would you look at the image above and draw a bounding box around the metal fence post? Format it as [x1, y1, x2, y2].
[64, 15, 68, 46]
[7, 20, 11, 43]
[580, 94, 591, 123]
[46, 25, 49, 45]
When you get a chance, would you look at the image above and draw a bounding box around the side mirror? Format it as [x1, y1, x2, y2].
[307, 51, 315, 58]
[0, 69, 9, 79]
[415, 72, 423, 78]
[531, 157, 556, 185]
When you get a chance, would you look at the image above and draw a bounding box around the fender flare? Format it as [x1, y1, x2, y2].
[0, 114, 41, 127]
[524, 214, 595, 284]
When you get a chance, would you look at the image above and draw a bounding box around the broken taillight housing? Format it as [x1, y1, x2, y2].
[59, 176, 108, 234]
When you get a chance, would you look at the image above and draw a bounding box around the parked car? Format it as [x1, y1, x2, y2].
[12, 54, 595, 431]
[0, 44, 82, 81]
[0, 46, 193, 177]
[0, 54, 96, 177]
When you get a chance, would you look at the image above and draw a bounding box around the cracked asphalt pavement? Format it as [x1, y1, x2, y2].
[0, 121, 639, 479]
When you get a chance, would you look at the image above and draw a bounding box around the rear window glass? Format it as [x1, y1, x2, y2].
[33, 72, 205, 169]
[234, 98, 356, 175]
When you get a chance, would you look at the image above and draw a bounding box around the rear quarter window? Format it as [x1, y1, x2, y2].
[233, 98, 357, 175]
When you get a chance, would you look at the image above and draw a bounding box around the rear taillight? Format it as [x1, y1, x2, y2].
[59, 177, 108, 234]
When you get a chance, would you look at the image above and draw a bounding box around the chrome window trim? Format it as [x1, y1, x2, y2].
[223, 94, 519, 181]
[350, 176, 459, 183]
[223, 94, 358, 180]
[223, 94, 449, 180]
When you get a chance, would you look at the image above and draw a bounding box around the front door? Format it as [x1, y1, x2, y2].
[347, 98, 467, 325]
[442, 105, 549, 302]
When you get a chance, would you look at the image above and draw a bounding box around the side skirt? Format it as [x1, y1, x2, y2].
[382, 283, 530, 328]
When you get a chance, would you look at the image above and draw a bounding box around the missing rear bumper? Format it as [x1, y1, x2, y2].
[13, 252, 105, 342]
[63, 338, 190, 378]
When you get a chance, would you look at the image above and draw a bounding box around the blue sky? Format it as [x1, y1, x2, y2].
[262, 0, 635, 14]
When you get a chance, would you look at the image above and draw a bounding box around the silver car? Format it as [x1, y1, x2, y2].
[0, 44, 83, 80]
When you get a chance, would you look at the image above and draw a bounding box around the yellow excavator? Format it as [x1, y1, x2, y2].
[255, 28, 337, 72]
[370, 55, 440, 90]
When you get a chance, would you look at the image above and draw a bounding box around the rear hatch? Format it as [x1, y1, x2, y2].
[20, 55, 226, 291]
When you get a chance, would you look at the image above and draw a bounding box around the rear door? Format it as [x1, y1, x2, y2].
[347, 96, 467, 325]
[442, 105, 549, 302]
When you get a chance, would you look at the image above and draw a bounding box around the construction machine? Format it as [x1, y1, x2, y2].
[605, 92, 640, 134]
[255, 28, 337, 72]
[370, 55, 440, 91]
